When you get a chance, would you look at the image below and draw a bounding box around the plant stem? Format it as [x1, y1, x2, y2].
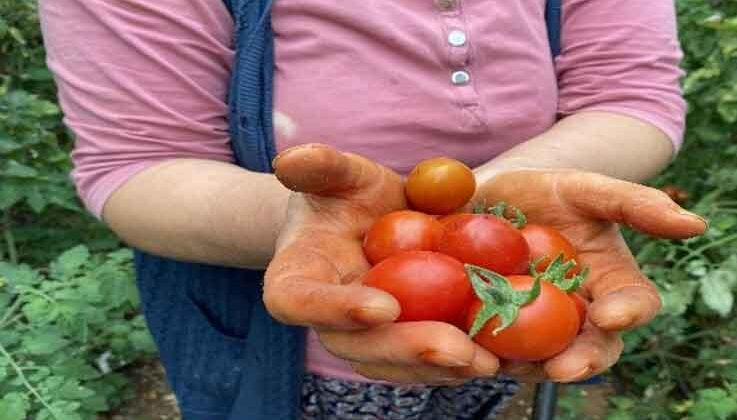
[665, 353, 737, 365]
[0, 313, 24, 329]
[0, 343, 60, 419]
[673, 233, 737, 272]
[0, 296, 23, 327]
[2, 210, 18, 264]
[24, 288, 56, 304]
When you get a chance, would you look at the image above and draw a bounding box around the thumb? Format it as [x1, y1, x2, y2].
[273, 143, 404, 202]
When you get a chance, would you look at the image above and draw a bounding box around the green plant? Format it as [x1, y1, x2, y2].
[0, 246, 156, 420]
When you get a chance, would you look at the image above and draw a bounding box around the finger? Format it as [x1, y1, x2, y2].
[543, 324, 624, 383]
[577, 232, 662, 330]
[588, 284, 661, 331]
[554, 172, 707, 239]
[318, 322, 499, 375]
[264, 243, 400, 329]
[500, 360, 546, 383]
[273, 143, 404, 202]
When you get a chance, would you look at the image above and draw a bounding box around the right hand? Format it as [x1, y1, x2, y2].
[263, 144, 500, 385]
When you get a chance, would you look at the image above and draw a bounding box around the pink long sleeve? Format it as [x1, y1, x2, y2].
[40, 0, 236, 218]
[556, 0, 687, 148]
[40, 0, 687, 220]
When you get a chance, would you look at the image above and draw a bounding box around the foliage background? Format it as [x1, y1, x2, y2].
[0, 0, 736, 418]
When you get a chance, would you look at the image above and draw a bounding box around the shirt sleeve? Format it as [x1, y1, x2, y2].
[556, 0, 687, 151]
[39, 0, 236, 218]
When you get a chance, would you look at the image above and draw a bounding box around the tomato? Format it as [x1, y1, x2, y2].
[363, 251, 472, 323]
[660, 185, 690, 205]
[405, 157, 476, 215]
[363, 210, 444, 265]
[570, 292, 588, 330]
[520, 224, 579, 276]
[465, 275, 580, 361]
[438, 214, 530, 275]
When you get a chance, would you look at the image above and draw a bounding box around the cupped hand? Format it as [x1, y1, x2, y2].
[473, 169, 708, 383]
[264, 144, 499, 385]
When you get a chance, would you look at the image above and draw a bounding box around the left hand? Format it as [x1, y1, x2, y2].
[473, 169, 707, 383]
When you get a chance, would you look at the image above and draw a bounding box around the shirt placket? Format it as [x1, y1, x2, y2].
[434, 0, 488, 129]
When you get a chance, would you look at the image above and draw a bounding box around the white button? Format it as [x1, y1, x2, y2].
[448, 30, 467, 47]
[451, 70, 470, 85]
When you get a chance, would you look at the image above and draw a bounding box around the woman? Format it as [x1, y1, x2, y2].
[40, 0, 707, 419]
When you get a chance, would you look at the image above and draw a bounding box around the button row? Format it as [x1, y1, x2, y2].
[435, 1, 471, 86]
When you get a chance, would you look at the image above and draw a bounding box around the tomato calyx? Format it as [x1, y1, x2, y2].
[465, 264, 542, 337]
[530, 254, 590, 293]
[472, 201, 527, 229]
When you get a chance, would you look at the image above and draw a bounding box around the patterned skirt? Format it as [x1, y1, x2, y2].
[301, 374, 520, 420]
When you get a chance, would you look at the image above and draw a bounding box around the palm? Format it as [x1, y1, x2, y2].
[475, 169, 707, 381]
[264, 145, 503, 385]
[265, 144, 408, 329]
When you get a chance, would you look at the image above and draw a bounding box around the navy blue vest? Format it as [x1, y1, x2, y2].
[133, 2, 561, 419]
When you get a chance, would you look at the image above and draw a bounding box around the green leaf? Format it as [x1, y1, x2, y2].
[8, 27, 25, 45]
[57, 380, 96, 400]
[21, 329, 70, 355]
[51, 359, 101, 381]
[26, 186, 47, 213]
[2, 160, 38, 178]
[0, 262, 41, 288]
[0, 138, 23, 154]
[50, 245, 90, 279]
[37, 401, 83, 420]
[0, 184, 23, 210]
[22, 298, 55, 325]
[0, 393, 28, 420]
[718, 93, 737, 123]
[24, 68, 53, 82]
[128, 329, 156, 353]
[700, 270, 735, 316]
[688, 388, 737, 420]
[659, 280, 698, 316]
[0, 293, 11, 312]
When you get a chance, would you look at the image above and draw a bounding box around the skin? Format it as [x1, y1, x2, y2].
[103, 111, 708, 385]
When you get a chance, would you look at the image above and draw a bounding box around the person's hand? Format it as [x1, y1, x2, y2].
[473, 169, 708, 383]
[263, 144, 500, 385]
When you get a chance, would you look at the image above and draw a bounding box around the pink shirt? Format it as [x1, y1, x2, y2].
[41, 0, 686, 383]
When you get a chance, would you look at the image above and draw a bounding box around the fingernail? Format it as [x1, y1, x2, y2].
[348, 307, 398, 325]
[472, 349, 500, 375]
[678, 209, 709, 228]
[348, 294, 400, 325]
[560, 366, 591, 383]
[420, 351, 471, 368]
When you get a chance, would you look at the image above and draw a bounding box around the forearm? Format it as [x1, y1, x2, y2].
[103, 159, 290, 269]
[475, 112, 676, 187]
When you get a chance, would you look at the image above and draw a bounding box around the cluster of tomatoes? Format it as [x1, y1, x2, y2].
[361, 158, 589, 362]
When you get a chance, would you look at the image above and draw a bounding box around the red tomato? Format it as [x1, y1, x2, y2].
[363, 210, 444, 265]
[465, 275, 580, 361]
[363, 251, 472, 323]
[570, 292, 588, 330]
[405, 157, 476, 215]
[438, 214, 531, 275]
[520, 224, 579, 276]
